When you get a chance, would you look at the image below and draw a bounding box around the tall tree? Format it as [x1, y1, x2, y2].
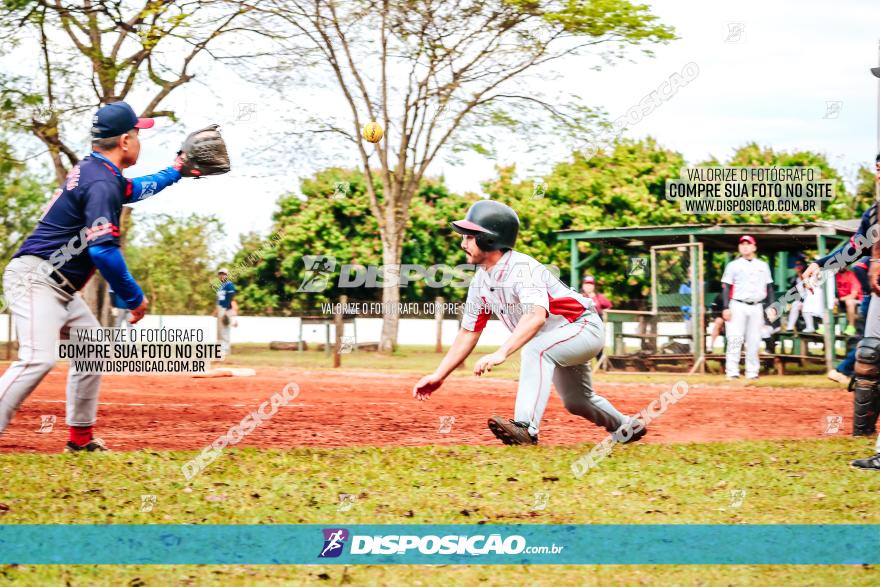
[252, 0, 675, 351]
[0, 0, 256, 322]
[485, 137, 688, 306]
[0, 139, 49, 277]
[229, 167, 473, 315]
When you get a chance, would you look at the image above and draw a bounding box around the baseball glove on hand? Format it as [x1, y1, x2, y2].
[176, 124, 230, 177]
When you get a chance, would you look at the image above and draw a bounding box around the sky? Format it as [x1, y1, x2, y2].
[8, 0, 880, 257]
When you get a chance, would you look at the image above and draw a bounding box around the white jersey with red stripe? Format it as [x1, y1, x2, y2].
[461, 250, 595, 335]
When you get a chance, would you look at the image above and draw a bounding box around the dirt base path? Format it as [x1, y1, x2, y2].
[0, 368, 852, 452]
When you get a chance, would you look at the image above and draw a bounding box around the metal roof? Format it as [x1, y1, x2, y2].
[555, 221, 858, 252]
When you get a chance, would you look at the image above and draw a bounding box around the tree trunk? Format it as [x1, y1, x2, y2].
[379, 233, 402, 353]
[81, 277, 112, 326]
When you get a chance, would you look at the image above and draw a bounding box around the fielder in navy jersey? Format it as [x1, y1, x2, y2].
[0, 101, 189, 452]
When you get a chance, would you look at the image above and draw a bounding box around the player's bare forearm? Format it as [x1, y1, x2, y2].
[496, 306, 547, 358]
[433, 328, 482, 380]
[472, 306, 547, 377]
[414, 328, 482, 400]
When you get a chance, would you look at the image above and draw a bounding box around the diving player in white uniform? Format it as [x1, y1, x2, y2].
[412, 200, 644, 445]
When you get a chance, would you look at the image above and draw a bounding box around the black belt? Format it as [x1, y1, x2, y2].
[732, 299, 761, 305]
[47, 269, 78, 295]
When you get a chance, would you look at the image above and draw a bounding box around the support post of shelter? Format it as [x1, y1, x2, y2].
[689, 237, 705, 374]
[774, 251, 788, 292]
[817, 235, 834, 371]
[569, 239, 579, 288]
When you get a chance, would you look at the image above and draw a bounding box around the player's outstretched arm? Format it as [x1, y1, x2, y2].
[473, 305, 547, 376]
[413, 328, 482, 401]
[128, 158, 185, 203]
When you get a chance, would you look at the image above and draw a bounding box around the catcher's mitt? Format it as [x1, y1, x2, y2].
[177, 124, 230, 177]
[221, 314, 231, 327]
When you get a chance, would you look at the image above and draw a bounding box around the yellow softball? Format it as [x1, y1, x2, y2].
[362, 121, 384, 143]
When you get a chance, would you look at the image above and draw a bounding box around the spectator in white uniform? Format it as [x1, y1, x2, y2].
[721, 235, 776, 381]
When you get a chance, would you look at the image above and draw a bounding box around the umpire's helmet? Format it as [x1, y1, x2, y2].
[451, 200, 519, 251]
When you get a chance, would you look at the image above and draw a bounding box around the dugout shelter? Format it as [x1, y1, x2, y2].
[556, 221, 860, 373]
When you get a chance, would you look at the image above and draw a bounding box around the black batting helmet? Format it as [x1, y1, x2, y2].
[451, 200, 519, 251]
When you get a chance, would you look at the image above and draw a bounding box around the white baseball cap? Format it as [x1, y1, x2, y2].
[218, 268, 229, 274]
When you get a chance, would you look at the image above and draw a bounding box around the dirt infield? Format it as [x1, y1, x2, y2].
[0, 367, 855, 452]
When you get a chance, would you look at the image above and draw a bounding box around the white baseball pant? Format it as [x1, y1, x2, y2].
[514, 310, 630, 436]
[0, 256, 102, 434]
[216, 308, 232, 357]
[725, 299, 764, 378]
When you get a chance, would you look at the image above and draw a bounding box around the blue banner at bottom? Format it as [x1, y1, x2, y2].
[0, 525, 877, 565]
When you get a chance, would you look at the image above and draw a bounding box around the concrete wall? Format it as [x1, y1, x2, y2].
[0, 313, 689, 349]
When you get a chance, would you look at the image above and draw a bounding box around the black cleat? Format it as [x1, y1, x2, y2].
[488, 417, 537, 445]
[65, 438, 109, 453]
[614, 419, 648, 444]
[851, 453, 880, 471]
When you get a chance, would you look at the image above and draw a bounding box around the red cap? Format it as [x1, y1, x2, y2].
[451, 219, 488, 233]
[739, 235, 756, 245]
[582, 275, 595, 284]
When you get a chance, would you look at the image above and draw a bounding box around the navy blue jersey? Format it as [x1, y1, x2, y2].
[216, 281, 236, 309]
[15, 153, 132, 289]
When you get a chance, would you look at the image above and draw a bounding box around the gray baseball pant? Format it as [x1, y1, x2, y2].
[514, 310, 630, 436]
[0, 255, 102, 434]
[217, 308, 232, 356]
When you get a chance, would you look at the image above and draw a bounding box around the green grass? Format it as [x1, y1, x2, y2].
[220, 344, 846, 389]
[1, 438, 879, 585]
